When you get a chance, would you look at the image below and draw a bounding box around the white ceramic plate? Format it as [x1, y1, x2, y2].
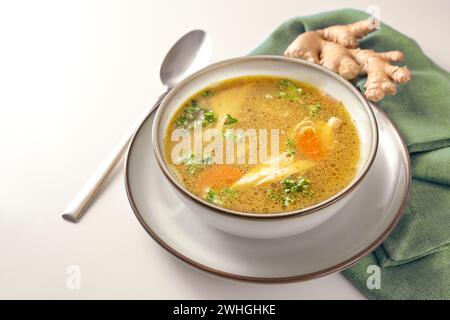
[125, 104, 411, 282]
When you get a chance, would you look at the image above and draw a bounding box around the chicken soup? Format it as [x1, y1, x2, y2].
[164, 76, 360, 214]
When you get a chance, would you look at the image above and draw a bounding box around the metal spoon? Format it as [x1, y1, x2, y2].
[62, 30, 213, 223]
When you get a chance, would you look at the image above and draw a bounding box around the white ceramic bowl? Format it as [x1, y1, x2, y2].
[152, 56, 378, 239]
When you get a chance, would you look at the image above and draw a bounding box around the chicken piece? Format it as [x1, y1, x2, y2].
[233, 153, 313, 187]
[232, 117, 341, 187]
[207, 83, 254, 132]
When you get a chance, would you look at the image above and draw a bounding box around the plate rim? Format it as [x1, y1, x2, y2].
[124, 104, 412, 283]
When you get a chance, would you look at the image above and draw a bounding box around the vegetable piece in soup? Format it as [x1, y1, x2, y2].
[164, 76, 360, 214]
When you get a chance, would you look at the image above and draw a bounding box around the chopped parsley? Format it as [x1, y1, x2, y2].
[266, 176, 313, 207]
[267, 189, 277, 199]
[308, 103, 321, 116]
[204, 187, 236, 206]
[281, 196, 294, 207]
[221, 187, 237, 203]
[280, 177, 312, 196]
[223, 114, 238, 126]
[185, 100, 202, 114]
[202, 90, 215, 97]
[204, 188, 221, 205]
[202, 110, 216, 126]
[285, 139, 296, 156]
[181, 153, 214, 175]
[276, 79, 303, 100]
[181, 153, 196, 165]
[278, 79, 297, 90]
[175, 115, 189, 128]
[202, 155, 214, 165]
[175, 100, 216, 129]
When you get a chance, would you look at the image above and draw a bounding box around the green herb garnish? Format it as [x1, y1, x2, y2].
[175, 100, 217, 129]
[267, 189, 277, 199]
[202, 110, 216, 126]
[278, 79, 296, 90]
[175, 115, 189, 128]
[204, 188, 221, 205]
[281, 196, 294, 207]
[267, 176, 312, 207]
[185, 100, 201, 114]
[276, 79, 303, 100]
[224, 114, 238, 126]
[181, 153, 196, 165]
[221, 187, 237, 204]
[182, 153, 214, 175]
[202, 155, 214, 166]
[202, 90, 215, 97]
[175, 100, 201, 128]
[204, 187, 237, 206]
[281, 177, 312, 196]
[221, 187, 236, 197]
[285, 139, 296, 156]
[308, 103, 321, 116]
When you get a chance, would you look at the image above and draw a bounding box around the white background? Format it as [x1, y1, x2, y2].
[0, 0, 448, 299]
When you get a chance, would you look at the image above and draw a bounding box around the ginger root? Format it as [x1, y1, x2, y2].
[284, 18, 411, 101]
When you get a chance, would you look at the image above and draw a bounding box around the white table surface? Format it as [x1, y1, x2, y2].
[0, 0, 448, 299]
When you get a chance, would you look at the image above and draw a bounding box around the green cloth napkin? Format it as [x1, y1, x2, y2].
[250, 9, 450, 299]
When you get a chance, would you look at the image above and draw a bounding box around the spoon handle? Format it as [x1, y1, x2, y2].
[62, 91, 168, 223]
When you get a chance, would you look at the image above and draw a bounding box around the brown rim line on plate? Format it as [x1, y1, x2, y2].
[124, 103, 411, 283]
[151, 56, 379, 221]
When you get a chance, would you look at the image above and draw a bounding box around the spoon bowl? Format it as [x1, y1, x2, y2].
[160, 30, 213, 89]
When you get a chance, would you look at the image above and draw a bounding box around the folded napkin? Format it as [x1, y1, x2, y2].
[250, 9, 450, 299]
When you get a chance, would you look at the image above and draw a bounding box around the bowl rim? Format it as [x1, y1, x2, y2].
[152, 55, 379, 220]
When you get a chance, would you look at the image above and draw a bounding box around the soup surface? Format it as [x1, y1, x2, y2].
[164, 76, 360, 214]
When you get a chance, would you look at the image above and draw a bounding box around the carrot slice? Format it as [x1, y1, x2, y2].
[295, 127, 326, 160]
[195, 165, 242, 193]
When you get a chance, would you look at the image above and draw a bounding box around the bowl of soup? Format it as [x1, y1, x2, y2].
[152, 56, 378, 239]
